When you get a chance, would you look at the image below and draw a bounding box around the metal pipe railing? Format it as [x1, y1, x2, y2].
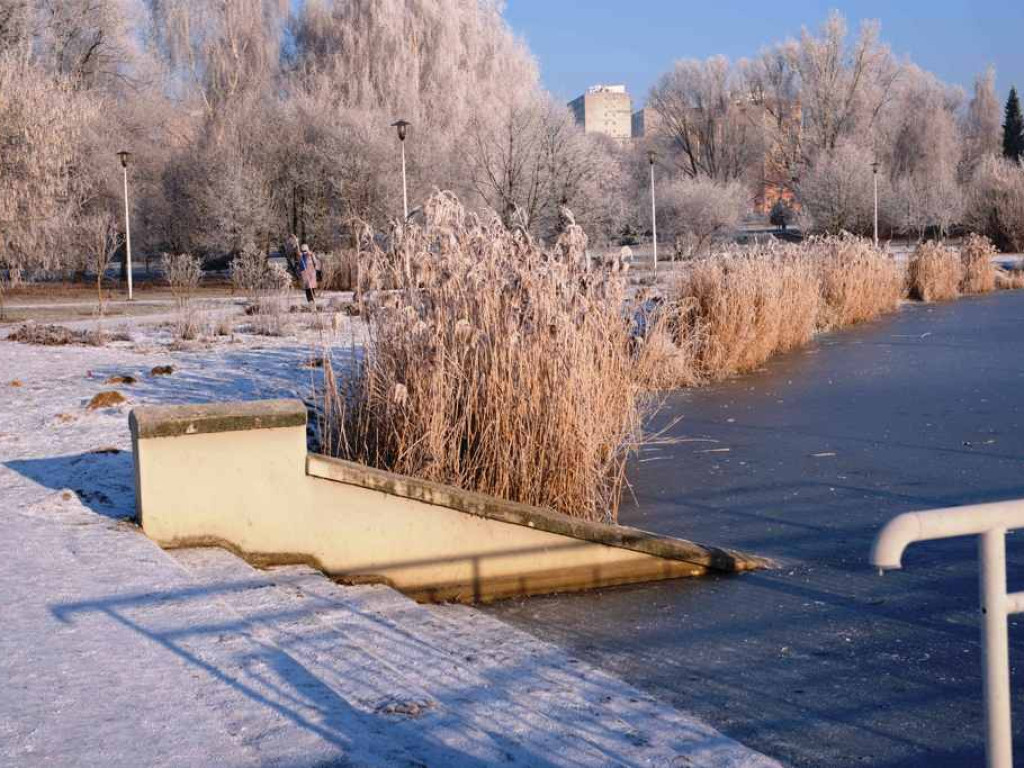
[872, 499, 1024, 768]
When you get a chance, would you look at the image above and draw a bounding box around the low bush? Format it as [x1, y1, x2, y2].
[162, 253, 203, 340]
[959, 234, 998, 294]
[231, 247, 292, 336]
[908, 242, 962, 302]
[207, 312, 235, 337]
[6, 323, 130, 346]
[322, 192, 646, 523]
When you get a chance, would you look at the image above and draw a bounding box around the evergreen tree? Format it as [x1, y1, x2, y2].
[1003, 87, 1024, 162]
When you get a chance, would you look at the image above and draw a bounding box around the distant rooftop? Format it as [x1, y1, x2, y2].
[587, 84, 627, 95]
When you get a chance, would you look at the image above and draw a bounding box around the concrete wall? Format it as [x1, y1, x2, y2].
[132, 400, 766, 603]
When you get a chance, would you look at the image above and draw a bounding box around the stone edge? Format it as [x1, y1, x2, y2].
[130, 399, 307, 440]
[306, 453, 771, 573]
[130, 399, 771, 575]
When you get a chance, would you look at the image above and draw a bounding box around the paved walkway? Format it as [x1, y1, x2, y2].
[1, 330, 779, 767]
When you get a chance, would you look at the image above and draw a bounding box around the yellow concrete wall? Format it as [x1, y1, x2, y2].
[132, 402, 762, 602]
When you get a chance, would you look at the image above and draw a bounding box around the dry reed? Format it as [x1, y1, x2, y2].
[322, 191, 647, 523]
[996, 267, 1024, 290]
[814, 235, 904, 329]
[318, 251, 360, 292]
[908, 242, 962, 302]
[959, 234, 998, 294]
[673, 250, 820, 379]
[647, 235, 905, 389]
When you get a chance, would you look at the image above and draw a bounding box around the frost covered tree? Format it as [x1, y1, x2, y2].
[879, 65, 963, 237]
[0, 54, 96, 286]
[962, 67, 1002, 173]
[965, 156, 1024, 251]
[465, 94, 624, 240]
[77, 212, 124, 312]
[658, 177, 748, 257]
[648, 55, 762, 182]
[789, 12, 902, 160]
[798, 142, 886, 235]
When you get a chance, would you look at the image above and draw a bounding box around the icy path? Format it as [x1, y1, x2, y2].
[0, 331, 781, 767]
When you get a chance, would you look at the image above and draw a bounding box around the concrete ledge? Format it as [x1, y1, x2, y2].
[307, 454, 766, 573]
[130, 399, 306, 440]
[132, 398, 769, 603]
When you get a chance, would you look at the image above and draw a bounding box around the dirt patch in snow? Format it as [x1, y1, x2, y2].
[88, 391, 127, 410]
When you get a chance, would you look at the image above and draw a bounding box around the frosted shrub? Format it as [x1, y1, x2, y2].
[162, 253, 203, 340]
[231, 247, 292, 336]
[229, 246, 265, 296]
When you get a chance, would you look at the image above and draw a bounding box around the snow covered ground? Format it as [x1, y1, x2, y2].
[0, 311, 781, 767]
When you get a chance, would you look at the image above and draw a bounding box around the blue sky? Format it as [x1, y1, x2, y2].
[503, 1, 1024, 107]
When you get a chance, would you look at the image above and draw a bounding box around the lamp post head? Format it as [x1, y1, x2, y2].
[117, 150, 132, 169]
[391, 120, 411, 142]
[647, 149, 657, 166]
[871, 160, 881, 175]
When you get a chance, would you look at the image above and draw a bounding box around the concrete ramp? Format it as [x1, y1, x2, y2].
[131, 399, 767, 603]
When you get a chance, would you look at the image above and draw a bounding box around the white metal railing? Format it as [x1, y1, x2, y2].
[871, 499, 1024, 768]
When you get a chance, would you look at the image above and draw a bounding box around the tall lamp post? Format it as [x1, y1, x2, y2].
[871, 159, 881, 248]
[391, 120, 411, 222]
[117, 150, 134, 301]
[648, 149, 658, 276]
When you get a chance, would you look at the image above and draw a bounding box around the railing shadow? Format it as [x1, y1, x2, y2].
[48, 566, 731, 767]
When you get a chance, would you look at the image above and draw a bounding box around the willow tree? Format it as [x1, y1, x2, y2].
[289, 0, 542, 226]
[0, 54, 95, 314]
[963, 67, 1003, 174]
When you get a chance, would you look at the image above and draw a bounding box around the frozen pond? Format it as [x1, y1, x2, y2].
[487, 291, 1024, 767]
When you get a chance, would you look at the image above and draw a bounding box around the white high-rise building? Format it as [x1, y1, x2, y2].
[568, 85, 632, 142]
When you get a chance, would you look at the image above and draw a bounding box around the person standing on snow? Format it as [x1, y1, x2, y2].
[299, 244, 320, 303]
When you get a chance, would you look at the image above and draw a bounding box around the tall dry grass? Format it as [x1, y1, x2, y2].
[996, 267, 1024, 290]
[318, 250, 360, 292]
[959, 233, 998, 294]
[815, 235, 904, 329]
[908, 242, 962, 302]
[647, 235, 904, 387]
[666, 250, 820, 379]
[322, 192, 647, 523]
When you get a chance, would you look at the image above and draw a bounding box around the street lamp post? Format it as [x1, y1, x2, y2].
[391, 120, 411, 222]
[648, 150, 658, 276]
[117, 151, 134, 301]
[872, 160, 881, 248]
